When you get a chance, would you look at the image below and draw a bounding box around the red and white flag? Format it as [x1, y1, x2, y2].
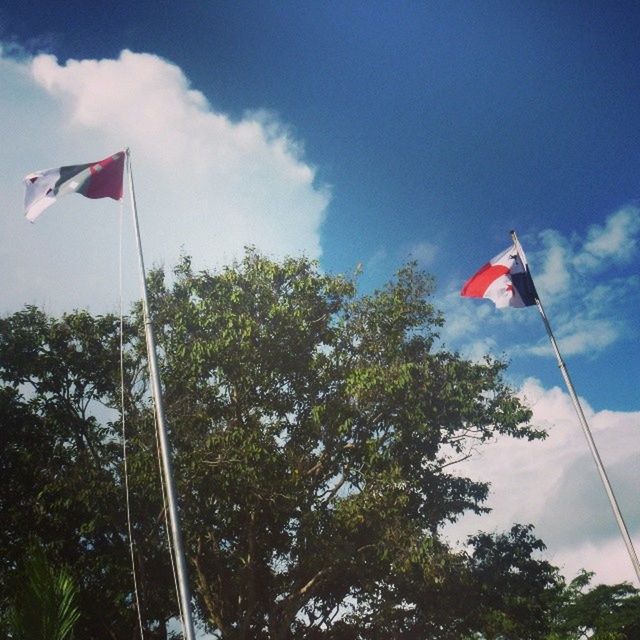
[461, 243, 538, 308]
[24, 151, 125, 222]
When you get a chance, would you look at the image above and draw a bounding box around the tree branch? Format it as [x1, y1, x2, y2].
[239, 510, 258, 640]
[193, 535, 228, 636]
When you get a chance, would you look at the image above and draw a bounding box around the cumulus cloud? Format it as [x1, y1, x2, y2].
[446, 378, 640, 584]
[0, 48, 329, 313]
[539, 451, 639, 544]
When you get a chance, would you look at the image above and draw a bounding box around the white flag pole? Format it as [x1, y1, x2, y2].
[511, 229, 640, 585]
[126, 148, 198, 640]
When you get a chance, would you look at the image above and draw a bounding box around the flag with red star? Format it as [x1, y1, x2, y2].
[461, 243, 538, 308]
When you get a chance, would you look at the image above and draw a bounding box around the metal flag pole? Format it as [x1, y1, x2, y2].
[511, 229, 640, 585]
[126, 148, 198, 640]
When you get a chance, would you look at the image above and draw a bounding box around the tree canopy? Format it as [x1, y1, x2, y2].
[1, 250, 637, 639]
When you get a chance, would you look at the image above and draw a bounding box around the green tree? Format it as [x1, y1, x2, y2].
[547, 571, 640, 639]
[0, 308, 174, 639]
[146, 251, 549, 638]
[1, 250, 561, 638]
[465, 524, 563, 639]
[4, 546, 80, 640]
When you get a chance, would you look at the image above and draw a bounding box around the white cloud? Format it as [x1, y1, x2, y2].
[575, 206, 640, 271]
[526, 317, 620, 357]
[462, 337, 500, 363]
[437, 283, 531, 358]
[0, 48, 329, 314]
[446, 378, 640, 585]
[407, 240, 438, 267]
[533, 229, 572, 300]
[365, 247, 388, 273]
[554, 537, 640, 585]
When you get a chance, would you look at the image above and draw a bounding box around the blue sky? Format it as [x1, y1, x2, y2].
[1, 1, 639, 585]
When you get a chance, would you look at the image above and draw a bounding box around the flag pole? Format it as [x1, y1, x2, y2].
[511, 229, 640, 585]
[126, 148, 198, 640]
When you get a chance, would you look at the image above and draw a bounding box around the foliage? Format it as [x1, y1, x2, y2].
[144, 251, 546, 638]
[0, 308, 172, 639]
[465, 524, 562, 639]
[1, 249, 621, 639]
[547, 571, 640, 639]
[4, 545, 80, 640]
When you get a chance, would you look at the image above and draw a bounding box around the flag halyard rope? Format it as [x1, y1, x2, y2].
[119, 195, 147, 639]
[126, 149, 197, 640]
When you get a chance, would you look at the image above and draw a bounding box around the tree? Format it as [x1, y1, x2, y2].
[4, 545, 80, 640]
[465, 524, 563, 639]
[547, 571, 640, 639]
[147, 251, 549, 638]
[0, 308, 174, 639]
[1, 250, 557, 638]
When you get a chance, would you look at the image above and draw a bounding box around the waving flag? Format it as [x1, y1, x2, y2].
[24, 151, 125, 222]
[461, 243, 538, 308]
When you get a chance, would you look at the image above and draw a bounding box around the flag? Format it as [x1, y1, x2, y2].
[23, 151, 126, 222]
[461, 243, 538, 308]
